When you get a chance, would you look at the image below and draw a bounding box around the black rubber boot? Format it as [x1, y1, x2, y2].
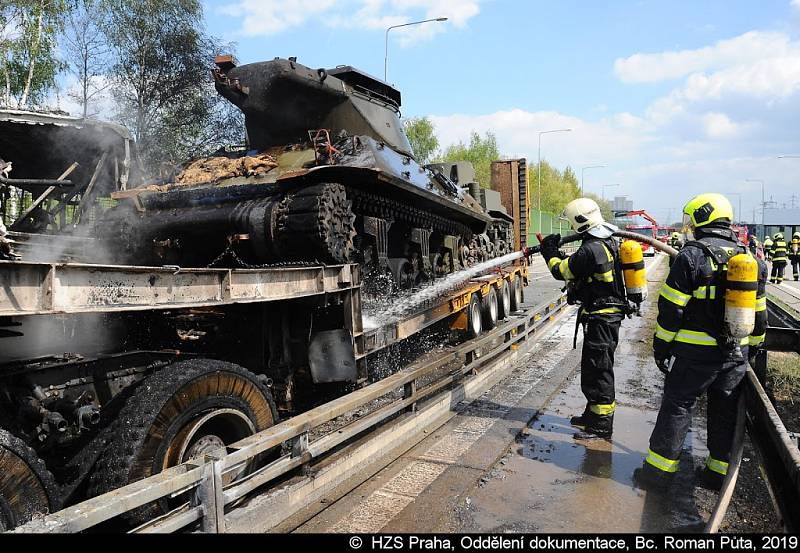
[569, 407, 591, 428]
[695, 466, 724, 491]
[633, 464, 672, 492]
[573, 413, 613, 440]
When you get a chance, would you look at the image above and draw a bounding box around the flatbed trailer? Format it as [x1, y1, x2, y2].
[0, 253, 527, 531]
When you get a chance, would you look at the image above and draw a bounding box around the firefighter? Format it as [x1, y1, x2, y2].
[771, 232, 788, 284]
[633, 193, 767, 492]
[791, 231, 800, 282]
[763, 235, 773, 260]
[748, 234, 759, 257]
[540, 197, 629, 440]
[668, 232, 682, 268]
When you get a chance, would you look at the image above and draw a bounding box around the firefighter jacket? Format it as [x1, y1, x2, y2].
[669, 237, 682, 249]
[653, 228, 767, 362]
[545, 236, 627, 316]
[763, 238, 773, 256]
[772, 239, 788, 262]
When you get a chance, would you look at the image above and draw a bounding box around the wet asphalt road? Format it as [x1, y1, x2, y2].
[293, 254, 715, 533]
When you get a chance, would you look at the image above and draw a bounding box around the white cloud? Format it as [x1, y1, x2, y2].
[218, 0, 481, 43]
[701, 112, 742, 139]
[429, 109, 650, 171]
[793, 0, 800, 9]
[614, 31, 799, 83]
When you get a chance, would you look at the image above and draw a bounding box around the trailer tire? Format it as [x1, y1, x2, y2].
[466, 293, 483, 339]
[497, 280, 511, 320]
[510, 274, 523, 312]
[482, 287, 499, 330]
[87, 359, 277, 525]
[0, 429, 60, 530]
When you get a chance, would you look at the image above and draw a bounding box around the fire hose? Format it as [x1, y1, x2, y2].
[525, 230, 743, 531]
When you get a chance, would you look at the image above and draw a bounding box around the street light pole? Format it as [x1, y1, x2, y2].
[538, 128, 572, 232]
[581, 164, 606, 194]
[746, 179, 765, 233]
[728, 192, 742, 224]
[601, 183, 620, 202]
[385, 17, 448, 82]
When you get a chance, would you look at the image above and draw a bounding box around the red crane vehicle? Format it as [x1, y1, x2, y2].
[613, 210, 660, 257]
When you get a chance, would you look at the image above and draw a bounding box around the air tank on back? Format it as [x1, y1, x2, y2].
[103, 55, 508, 291]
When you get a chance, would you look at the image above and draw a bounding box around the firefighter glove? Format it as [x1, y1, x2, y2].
[540, 233, 562, 260]
[653, 336, 672, 375]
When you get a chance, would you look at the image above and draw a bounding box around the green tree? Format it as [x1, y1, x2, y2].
[99, 0, 243, 172]
[403, 116, 438, 164]
[435, 131, 499, 188]
[529, 160, 612, 232]
[1, 0, 68, 108]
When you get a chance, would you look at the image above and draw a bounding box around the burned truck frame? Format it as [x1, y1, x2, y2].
[0, 111, 366, 530]
[0, 59, 527, 531]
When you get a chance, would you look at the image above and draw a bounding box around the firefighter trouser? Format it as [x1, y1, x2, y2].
[771, 260, 787, 283]
[792, 256, 800, 280]
[646, 353, 747, 476]
[580, 315, 621, 418]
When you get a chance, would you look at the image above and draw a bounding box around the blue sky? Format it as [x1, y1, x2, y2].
[121, 1, 800, 223]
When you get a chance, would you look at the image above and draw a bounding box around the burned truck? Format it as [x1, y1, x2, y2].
[102, 56, 511, 291]
[0, 60, 523, 531]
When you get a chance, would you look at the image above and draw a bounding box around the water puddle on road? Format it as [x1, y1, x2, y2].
[459, 312, 707, 533]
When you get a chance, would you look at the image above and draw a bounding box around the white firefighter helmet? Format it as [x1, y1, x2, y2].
[561, 197, 617, 239]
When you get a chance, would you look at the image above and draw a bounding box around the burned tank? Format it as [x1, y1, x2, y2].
[104, 56, 506, 289]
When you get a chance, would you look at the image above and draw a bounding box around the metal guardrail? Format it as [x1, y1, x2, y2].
[748, 297, 800, 532]
[744, 368, 800, 532]
[16, 292, 568, 533]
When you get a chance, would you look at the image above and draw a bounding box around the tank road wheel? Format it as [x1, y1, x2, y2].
[0, 429, 60, 530]
[510, 274, 523, 312]
[497, 280, 512, 320]
[466, 293, 483, 339]
[482, 287, 499, 330]
[88, 359, 277, 524]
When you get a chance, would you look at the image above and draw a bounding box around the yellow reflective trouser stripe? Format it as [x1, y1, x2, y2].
[559, 258, 574, 280]
[589, 401, 616, 415]
[645, 449, 679, 473]
[655, 322, 677, 342]
[706, 456, 729, 476]
[693, 286, 716, 300]
[660, 283, 691, 307]
[587, 307, 622, 315]
[749, 334, 765, 346]
[547, 257, 560, 270]
[675, 329, 748, 346]
[592, 270, 614, 282]
[756, 297, 767, 312]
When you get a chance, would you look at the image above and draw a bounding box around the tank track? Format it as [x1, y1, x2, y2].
[349, 187, 471, 239]
[274, 182, 356, 264]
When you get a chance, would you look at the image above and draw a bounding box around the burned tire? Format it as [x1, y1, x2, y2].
[497, 280, 512, 320]
[466, 293, 483, 339]
[0, 429, 60, 531]
[482, 287, 499, 330]
[510, 274, 523, 312]
[87, 359, 277, 525]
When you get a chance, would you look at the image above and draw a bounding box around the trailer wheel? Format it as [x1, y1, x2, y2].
[482, 287, 499, 330]
[0, 429, 60, 530]
[510, 274, 523, 312]
[88, 359, 277, 525]
[466, 293, 483, 339]
[497, 280, 512, 320]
